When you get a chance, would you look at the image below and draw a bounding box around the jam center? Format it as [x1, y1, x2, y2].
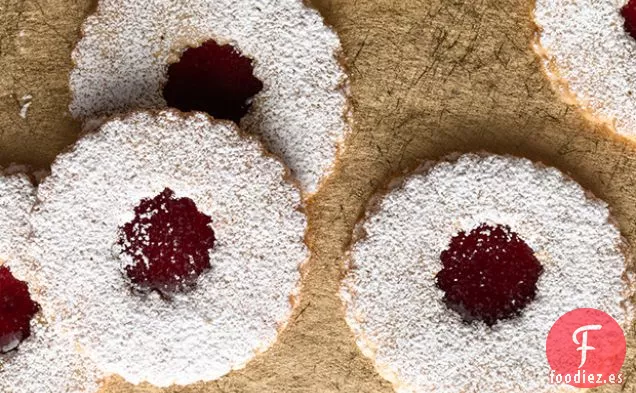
[117, 188, 216, 294]
[622, 0, 636, 40]
[162, 39, 264, 123]
[0, 266, 39, 353]
[435, 223, 543, 326]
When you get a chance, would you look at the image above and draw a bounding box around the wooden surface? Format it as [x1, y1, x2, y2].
[1, 0, 635, 391]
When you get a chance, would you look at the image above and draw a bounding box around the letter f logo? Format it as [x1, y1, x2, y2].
[572, 324, 602, 368]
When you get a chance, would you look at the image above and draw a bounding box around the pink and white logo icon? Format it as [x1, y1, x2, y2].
[546, 308, 626, 388]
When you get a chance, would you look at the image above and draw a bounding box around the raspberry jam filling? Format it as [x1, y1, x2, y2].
[117, 188, 216, 294]
[0, 266, 39, 353]
[163, 39, 264, 123]
[435, 224, 543, 326]
[622, 0, 636, 40]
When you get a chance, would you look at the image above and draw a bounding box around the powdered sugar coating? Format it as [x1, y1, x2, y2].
[341, 154, 633, 393]
[0, 170, 34, 266]
[534, 0, 636, 136]
[1, 322, 99, 393]
[30, 110, 308, 387]
[69, 0, 349, 193]
[0, 171, 98, 393]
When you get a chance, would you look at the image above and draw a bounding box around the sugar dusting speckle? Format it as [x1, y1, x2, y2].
[30, 110, 308, 387]
[341, 154, 633, 393]
[18, 95, 31, 119]
[534, 0, 636, 136]
[69, 0, 349, 193]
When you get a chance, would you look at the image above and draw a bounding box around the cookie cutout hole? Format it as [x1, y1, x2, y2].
[0, 266, 40, 353]
[163, 40, 263, 123]
[622, 0, 636, 40]
[117, 188, 216, 295]
[435, 224, 543, 326]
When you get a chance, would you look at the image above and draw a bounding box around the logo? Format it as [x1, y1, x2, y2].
[546, 308, 626, 388]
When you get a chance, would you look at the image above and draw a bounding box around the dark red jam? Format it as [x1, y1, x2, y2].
[435, 224, 543, 326]
[118, 188, 216, 294]
[622, 0, 636, 40]
[163, 40, 263, 123]
[0, 266, 39, 353]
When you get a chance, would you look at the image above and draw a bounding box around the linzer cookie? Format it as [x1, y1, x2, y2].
[29, 110, 308, 387]
[0, 169, 98, 393]
[341, 154, 634, 393]
[69, 0, 350, 193]
[534, 0, 636, 136]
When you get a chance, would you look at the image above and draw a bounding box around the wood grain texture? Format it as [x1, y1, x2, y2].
[0, 0, 634, 391]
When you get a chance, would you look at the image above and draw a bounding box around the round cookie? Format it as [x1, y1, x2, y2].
[534, 0, 636, 136]
[30, 110, 308, 387]
[341, 154, 634, 393]
[69, 0, 349, 193]
[0, 169, 98, 393]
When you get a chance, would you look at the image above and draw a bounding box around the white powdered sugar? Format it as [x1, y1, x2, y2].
[534, 0, 636, 136]
[30, 110, 308, 387]
[69, 0, 349, 193]
[341, 154, 634, 393]
[0, 170, 98, 393]
[1, 321, 99, 393]
[0, 170, 35, 266]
